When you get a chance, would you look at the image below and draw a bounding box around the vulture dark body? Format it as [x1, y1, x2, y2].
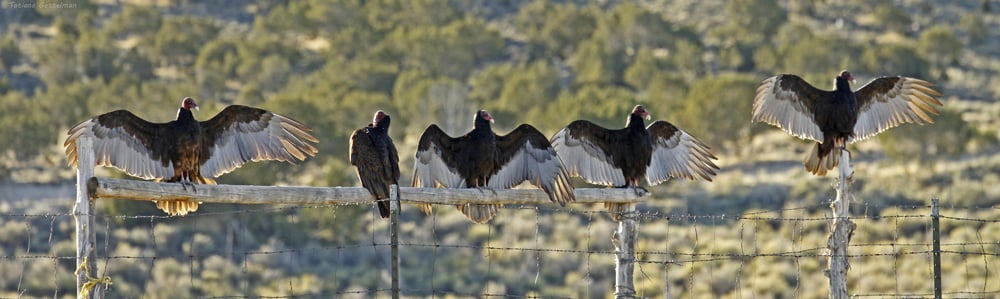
[412, 110, 575, 223]
[349, 111, 400, 218]
[562, 113, 653, 186]
[551, 105, 719, 220]
[753, 71, 943, 175]
[64, 97, 319, 216]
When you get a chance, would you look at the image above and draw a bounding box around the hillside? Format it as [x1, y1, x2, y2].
[1, 0, 999, 297]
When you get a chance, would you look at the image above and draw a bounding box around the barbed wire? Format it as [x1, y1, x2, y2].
[4, 202, 998, 221]
[6, 242, 999, 265]
[8, 198, 994, 218]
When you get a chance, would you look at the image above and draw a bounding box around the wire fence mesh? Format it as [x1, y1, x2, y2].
[1, 191, 999, 298]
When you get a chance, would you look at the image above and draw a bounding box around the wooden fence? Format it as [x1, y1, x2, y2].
[68, 137, 887, 299]
[71, 137, 648, 298]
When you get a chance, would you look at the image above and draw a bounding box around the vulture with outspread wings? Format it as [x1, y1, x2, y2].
[64, 97, 319, 215]
[412, 110, 575, 223]
[752, 70, 943, 175]
[550, 105, 719, 220]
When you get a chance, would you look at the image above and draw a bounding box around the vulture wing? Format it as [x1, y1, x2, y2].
[198, 105, 319, 178]
[64, 110, 177, 180]
[644, 121, 719, 185]
[549, 120, 627, 187]
[491, 124, 576, 205]
[350, 127, 396, 218]
[412, 124, 466, 189]
[384, 133, 401, 185]
[412, 125, 466, 215]
[850, 77, 943, 142]
[752, 74, 830, 142]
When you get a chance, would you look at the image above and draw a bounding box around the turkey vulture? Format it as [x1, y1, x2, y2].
[64, 97, 319, 216]
[752, 70, 943, 175]
[412, 110, 575, 223]
[550, 105, 719, 220]
[349, 110, 400, 219]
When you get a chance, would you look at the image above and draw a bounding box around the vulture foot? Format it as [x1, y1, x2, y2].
[180, 181, 198, 192]
[475, 186, 499, 195]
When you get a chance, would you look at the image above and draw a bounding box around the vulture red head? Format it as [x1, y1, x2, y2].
[373, 110, 388, 126]
[182, 97, 199, 111]
[839, 70, 856, 84]
[632, 105, 651, 120]
[477, 110, 495, 123]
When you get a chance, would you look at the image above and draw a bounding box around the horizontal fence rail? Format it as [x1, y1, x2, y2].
[87, 177, 646, 205]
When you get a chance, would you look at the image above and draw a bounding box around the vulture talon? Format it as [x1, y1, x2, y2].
[180, 181, 197, 192]
[476, 187, 499, 196]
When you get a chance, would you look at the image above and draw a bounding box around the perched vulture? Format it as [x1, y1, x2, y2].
[64, 97, 319, 216]
[550, 105, 719, 220]
[412, 110, 575, 223]
[349, 110, 400, 219]
[752, 70, 943, 175]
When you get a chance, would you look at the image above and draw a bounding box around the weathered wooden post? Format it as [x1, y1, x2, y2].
[931, 198, 942, 299]
[74, 137, 101, 299]
[826, 150, 856, 299]
[389, 184, 401, 299]
[614, 203, 637, 298]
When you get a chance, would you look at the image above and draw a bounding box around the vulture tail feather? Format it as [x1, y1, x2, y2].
[416, 203, 433, 215]
[605, 202, 625, 222]
[456, 204, 501, 224]
[803, 142, 838, 176]
[154, 199, 200, 216]
[376, 199, 391, 218]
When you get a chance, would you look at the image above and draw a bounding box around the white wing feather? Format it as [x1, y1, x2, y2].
[645, 128, 718, 185]
[850, 77, 943, 142]
[412, 142, 466, 188]
[752, 76, 825, 142]
[550, 127, 627, 187]
[199, 113, 315, 178]
[66, 119, 175, 180]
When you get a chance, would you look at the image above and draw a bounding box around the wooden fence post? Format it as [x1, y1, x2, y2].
[74, 137, 101, 299]
[931, 198, 942, 299]
[826, 150, 856, 299]
[614, 203, 637, 298]
[389, 184, 400, 299]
